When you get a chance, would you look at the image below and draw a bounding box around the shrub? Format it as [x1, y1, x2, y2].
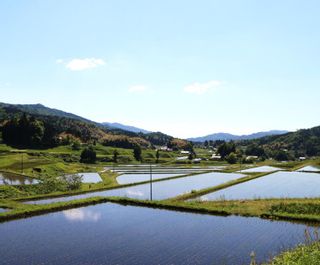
[61, 174, 83, 190]
[80, 146, 96, 163]
[226, 152, 237, 164]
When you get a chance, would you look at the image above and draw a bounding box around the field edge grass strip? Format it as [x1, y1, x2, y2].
[172, 171, 274, 201]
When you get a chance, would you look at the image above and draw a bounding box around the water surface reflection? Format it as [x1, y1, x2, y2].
[63, 208, 101, 222]
[0, 203, 318, 265]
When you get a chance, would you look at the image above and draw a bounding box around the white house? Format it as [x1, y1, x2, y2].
[159, 146, 173, 152]
[176, 156, 188, 161]
[246, 156, 258, 161]
[210, 154, 221, 160]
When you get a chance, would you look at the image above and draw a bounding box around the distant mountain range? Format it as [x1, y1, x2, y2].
[102, 122, 151, 134]
[188, 130, 289, 142]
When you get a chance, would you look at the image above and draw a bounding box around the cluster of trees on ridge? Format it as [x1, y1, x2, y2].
[0, 105, 193, 164]
[199, 125, 320, 163]
[0, 103, 190, 151]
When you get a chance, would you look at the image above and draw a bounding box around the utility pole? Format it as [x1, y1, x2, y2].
[21, 153, 24, 174]
[150, 164, 153, 201]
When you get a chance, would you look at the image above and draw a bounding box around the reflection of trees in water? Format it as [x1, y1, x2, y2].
[0, 173, 36, 185]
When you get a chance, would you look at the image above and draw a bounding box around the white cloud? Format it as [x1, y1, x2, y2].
[55, 59, 64, 64]
[128, 85, 148, 93]
[183, 80, 223, 95]
[56, 58, 106, 71]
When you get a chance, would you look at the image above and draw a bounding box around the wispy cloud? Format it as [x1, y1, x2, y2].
[128, 85, 148, 93]
[183, 80, 223, 95]
[56, 58, 106, 71]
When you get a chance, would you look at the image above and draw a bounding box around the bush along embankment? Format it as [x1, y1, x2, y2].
[265, 229, 320, 265]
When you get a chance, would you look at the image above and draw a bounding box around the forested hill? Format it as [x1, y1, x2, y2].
[0, 103, 190, 150]
[242, 125, 320, 158]
[0, 102, 93, 124]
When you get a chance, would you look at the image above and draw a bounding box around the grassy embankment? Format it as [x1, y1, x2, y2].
[265, 241, 320, 265]
[4, 196, 320, 224]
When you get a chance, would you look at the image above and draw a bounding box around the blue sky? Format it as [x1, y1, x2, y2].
[0, 0, 319, 138]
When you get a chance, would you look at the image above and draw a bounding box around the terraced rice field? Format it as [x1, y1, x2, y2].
[198, 171, 320, 201]
[26, 172, 244, 205]
[238, 166, 281, 173]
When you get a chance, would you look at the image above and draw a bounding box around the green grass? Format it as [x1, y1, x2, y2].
[180, 198, 320, 218]
[266, 241, 320, 265]
[270, 202, 320, 215]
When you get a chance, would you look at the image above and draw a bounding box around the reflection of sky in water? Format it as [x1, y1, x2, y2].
[63, 208, 101, 222]
[238, 166, 281, 173]
[116, 173, 182, 184]
[0, 203, 318, 265]
[297, 166, 320, 172]
[125, 190, 144, 197]
[79, 173, 102, 183]
[26, 172, 245, 205]
[64, 173, 102, 184]
[0, 172, 38, 185]
[198, 171, 320, 201]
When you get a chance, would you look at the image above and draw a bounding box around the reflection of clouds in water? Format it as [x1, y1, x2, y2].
[200, 196, 208, 201]
[126, 190, 144, 197]
[63, 209, 101, 222]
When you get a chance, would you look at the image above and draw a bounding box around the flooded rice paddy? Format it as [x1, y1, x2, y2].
[297, 165, 320, 172]
[0, 172, 38, 185]
[26, 172, 244, 205]
[78, 173, 102, 183]
[116, 173, 183, 184]
[238, 165, 281, 173]
[108, 165, 225, 174]
[0, 202, 317, 265]
[198, 171, 320, 201]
